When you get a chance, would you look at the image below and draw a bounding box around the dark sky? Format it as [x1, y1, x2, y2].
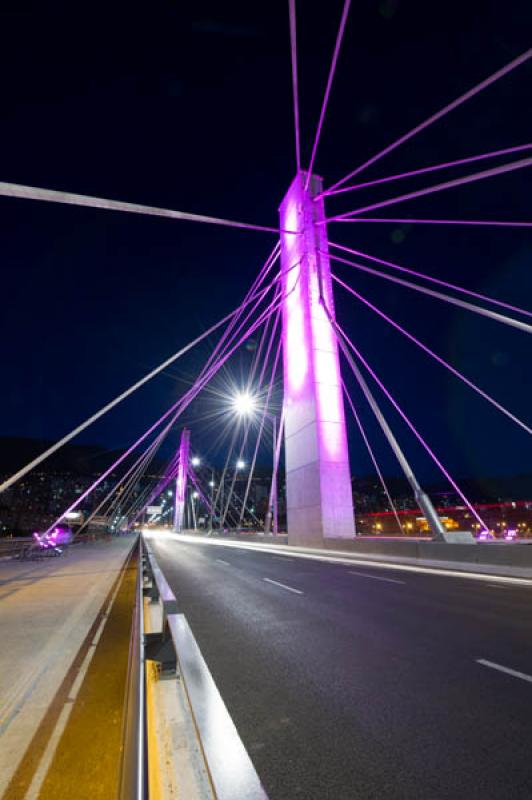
[1, 1, 531, 484]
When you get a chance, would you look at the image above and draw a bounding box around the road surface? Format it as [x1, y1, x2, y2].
[148, 534, 532, 800]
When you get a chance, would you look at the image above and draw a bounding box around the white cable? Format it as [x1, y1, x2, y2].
[0, 280, 277, 494]
[328, 252, 532, 335]
[0, 182, 281, 234]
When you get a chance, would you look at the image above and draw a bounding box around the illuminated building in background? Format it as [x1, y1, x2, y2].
[356, 501, 532, 539]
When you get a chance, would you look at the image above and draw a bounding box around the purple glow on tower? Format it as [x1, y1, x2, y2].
[280, 172, 354, 545]
[174, 428, 190, 532]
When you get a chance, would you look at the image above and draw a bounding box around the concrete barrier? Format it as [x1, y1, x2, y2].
[324, 537, 532, 570]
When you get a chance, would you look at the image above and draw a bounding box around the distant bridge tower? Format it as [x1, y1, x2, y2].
[173, 428, 190, 532]
[279, 172, 355, 546]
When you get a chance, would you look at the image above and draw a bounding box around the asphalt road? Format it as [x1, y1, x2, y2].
[148, 535, 532, 800]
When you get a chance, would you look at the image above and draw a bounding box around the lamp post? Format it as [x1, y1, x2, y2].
[263, 412, 278, 536]
[208, 473, 215, 531]
[191, 491, 199, 530]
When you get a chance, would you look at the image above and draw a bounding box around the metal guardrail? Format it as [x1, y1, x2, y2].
[139, 536, 268, 800]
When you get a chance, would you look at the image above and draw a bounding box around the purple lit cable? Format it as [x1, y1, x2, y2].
[331, 217, 532, 229]
[188, 470, 214, 516]
[200, 246, 280, 378]
[47, 274, 298, 535]
[127, 454, 180, 526]
[335, 321, 488, 529]
[91, 252, 279, 526]
[288, 0, 302, 172]
[329, 241, 532, 319]
[43, 289, 283, 535]
[326, 250, 532, 334]
[327, 47, 532, 191]
[329, 156, 532, 220]
[125, 456, 178, 528]
[342, 381, 404, 535]
[96, 426, 170, 524]
[305, 0, 352, 185]
[0, 263, 280, 495]
[220, 308, 278, 526]
[130, 454, 181, 526]
[239, 323, 283, 526]
[76, 436, 159, 537]
[333, 272, 532, 436]
[100, 447, 179, 529]
[322, 142, 532, 197]
[0, 182, 284, 234]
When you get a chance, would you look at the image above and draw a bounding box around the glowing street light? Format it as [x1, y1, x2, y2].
[236, 459, 246, 470]
[192, 491, 199, 499]
[232, 391, 257, 417]
[191, 456, 201, 467]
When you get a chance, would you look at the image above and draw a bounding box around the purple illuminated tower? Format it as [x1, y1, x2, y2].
[173, 428, 190, 532]
[279, 172, 355, 546]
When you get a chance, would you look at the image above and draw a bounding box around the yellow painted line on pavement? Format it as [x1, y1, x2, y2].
[1, 549, 135, 800]
[146, 660, 163, 800]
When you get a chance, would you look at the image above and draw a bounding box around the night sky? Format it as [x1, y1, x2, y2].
[1, 1, 531, 485]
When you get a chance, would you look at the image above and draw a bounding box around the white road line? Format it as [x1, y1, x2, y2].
[263, 577, 303, 595]
[272, 556, 295, 562]
[348, 570, 405, 585]
[476, 659, 532, 684]
[485, 584, 507, 589]
[216, 559, 230, 566]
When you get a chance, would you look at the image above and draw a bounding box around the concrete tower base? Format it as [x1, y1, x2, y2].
[279, 172, 355, 547]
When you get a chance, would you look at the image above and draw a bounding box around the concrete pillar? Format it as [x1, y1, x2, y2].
[279, 172, 355, 546]
[173, 428, 190, 532]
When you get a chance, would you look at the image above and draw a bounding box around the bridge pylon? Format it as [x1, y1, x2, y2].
[279, 172, 355, 546]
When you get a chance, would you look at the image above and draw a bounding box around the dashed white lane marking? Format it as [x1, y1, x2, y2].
[476, 659, 532, 684]
[216, 559, 230, 566]
[348, 570, 405, 585]
[485, 584, 507, 589]
[263, 577, 303, 595]
[272, 556, 295, 562]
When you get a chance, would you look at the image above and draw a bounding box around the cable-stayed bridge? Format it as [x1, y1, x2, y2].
[1, 4, 532, 800]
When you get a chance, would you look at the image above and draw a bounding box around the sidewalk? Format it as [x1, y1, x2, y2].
[0, 536, 136, 799]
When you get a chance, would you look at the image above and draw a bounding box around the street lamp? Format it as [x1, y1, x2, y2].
[232, 391, 257, 417]
[191, 456, 201, 467]
[236, 459, 246, 470]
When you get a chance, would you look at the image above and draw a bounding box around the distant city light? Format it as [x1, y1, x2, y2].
[236, 459, 246, 470]
[167, 490, 173, 496]
[191, 456, 201, 467]
[209, 480, 215, 487]
[192, 491, 199, 499]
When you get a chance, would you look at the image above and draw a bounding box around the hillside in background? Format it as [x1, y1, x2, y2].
[0, 436, 166, 477]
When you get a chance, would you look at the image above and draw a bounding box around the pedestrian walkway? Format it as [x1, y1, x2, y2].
[0, 536, 136, 799]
